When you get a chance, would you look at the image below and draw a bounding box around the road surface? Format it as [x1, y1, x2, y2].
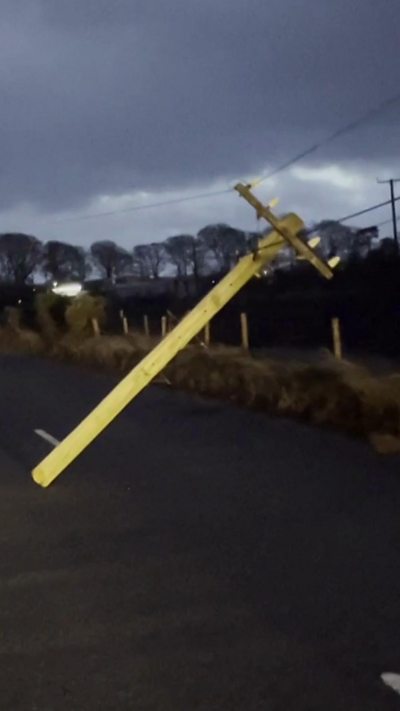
[0, 354, 399, 710]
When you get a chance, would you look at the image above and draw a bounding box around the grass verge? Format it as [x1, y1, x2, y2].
[1, 327, 400, 453]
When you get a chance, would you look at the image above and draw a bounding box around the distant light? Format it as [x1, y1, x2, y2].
[52, 282, 83, 297]
[17, 299, 22, 304]
[52, 281, 58, 287]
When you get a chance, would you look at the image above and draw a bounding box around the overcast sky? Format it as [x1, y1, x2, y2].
[0, 0, 399, 247]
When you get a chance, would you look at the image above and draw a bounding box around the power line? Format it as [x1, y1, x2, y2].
[50, 88, 400, 224]
[305, 198, 400, 235]
[253, 91, 400, 187]
[52, 187, 231, 223]
[377, 216, 400, 228]
[335, 196, 400, 223]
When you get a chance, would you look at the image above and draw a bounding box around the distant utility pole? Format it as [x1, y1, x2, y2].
[377, 178, 400, 251]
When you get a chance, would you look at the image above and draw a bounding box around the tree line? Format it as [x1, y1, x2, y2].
[0, 220, 379, 285]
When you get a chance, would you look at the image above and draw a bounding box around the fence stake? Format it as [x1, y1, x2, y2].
[143, 314, 150, 337]
[122, 316, 129, 335]
[161, 315, 167, 339]
[240, 312, 249, 350]
[331, 317, 342, 359]
[166, 310, 175, 333]
[204, 321, 211, 347]
[91, 318, 100, 337]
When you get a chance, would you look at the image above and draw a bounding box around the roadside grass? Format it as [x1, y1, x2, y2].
[1, 320, 399, 453]
[0, 324, 44, 355]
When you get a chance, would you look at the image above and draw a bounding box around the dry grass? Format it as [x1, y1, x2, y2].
[369, 433, 400, 455]
[1, 323, 400, 452]
[53, 334, 400, 446]
[34, 292, 64, 343]
[65, 294, 106, 337]
[167, 349, 400, 436]
[0, 306, 45, 354]
[0, 326, 44, 355]
[53, 332, 156, 372]
[4, 307, 22, 330]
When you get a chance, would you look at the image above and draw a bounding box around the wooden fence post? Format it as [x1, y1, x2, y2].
[240, 312, 249, 351]
[122, 316, 129, 335]
[91, 318, 100, 337]
[331, 317, 342, 359]
[166, 310, 174, 333]
[204, 321, 211, 347]
[143, 314, 150, 337]
[161, 316, 167, 339]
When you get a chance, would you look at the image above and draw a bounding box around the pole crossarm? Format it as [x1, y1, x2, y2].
[32, 193, 336, 488]
[234, 183, 334, 279]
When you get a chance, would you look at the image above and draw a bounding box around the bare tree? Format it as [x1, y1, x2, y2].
[133, 243, 167, 279]
[165, 235, 194, 279]
[165, 234, 208, 293]
[0, 233, 42, 284]
[192, 239, 208, 282]
[197, 224, 248, 273]
[43, 241, 88, 282]
[90, 240, 131, 279]
[313, 220, 373, 260]
[353, 226, 378, 258]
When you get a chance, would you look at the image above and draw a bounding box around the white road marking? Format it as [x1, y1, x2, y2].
[382, 672, 400, 696]
[34, 429, 60, 448]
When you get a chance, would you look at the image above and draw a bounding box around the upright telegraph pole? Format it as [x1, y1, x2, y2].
[377, 178, 400, 251]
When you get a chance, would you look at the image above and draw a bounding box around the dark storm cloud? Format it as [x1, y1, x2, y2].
[0, 0, 399, 212]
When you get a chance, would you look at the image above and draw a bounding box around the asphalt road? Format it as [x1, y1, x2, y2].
[0, 354, 400, 710]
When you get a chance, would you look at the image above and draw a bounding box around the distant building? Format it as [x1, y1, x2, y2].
[112, 276, 177, 298]
[84, 275, 194, 300]
[83, 277, 113, 294]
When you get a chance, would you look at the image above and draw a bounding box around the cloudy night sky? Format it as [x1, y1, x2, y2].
[0, 0, 399, 248]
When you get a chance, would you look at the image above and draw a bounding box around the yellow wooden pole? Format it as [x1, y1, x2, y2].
[32, 228, 290, 487]
[32, 188, 337, 488]
[240, 312, 249, 350]
[331, 317, 342, 359]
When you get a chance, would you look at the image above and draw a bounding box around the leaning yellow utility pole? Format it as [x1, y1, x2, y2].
[32, 184, 338, 487]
